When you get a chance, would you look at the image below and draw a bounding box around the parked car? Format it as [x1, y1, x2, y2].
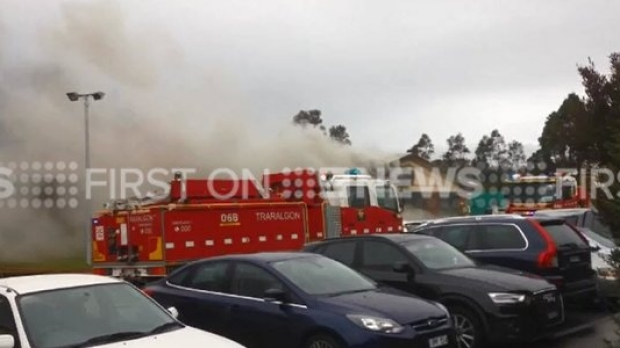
[533, 209, 619, 300]
[0, 273, 244, 348]
[303, 233, 564, 348]
[576, 226, 619, 298]
[409, 214, 598, 307]
[142, 252, 457, 348]
[533, 208, 614, 239]
[404, 220, 430, 232]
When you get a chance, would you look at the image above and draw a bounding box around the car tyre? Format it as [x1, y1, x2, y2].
[448, 304, 485, 348]
[303, 333, 343, 348]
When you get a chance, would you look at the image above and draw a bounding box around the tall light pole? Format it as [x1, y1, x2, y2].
[66, 91, 105, 266]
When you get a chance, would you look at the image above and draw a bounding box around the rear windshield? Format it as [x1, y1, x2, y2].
[540, 221, 587, 247]
[562, 215, 579, 226]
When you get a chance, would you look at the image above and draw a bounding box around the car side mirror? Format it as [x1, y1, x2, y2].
[167, 306, 179, 319]
[0, 335, 15, 348]
[264, 288, 288, 303]
[393, 261, 414, 274]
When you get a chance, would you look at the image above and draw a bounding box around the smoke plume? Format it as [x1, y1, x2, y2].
[0, 1, 394, 264]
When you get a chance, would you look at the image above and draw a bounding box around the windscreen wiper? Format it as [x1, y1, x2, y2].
[147, 321, 184, 335]
[325, 288, 374, 297]
[67, 331, 148, 347]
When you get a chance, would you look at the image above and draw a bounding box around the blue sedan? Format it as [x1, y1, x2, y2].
[143, 252, 457, 348]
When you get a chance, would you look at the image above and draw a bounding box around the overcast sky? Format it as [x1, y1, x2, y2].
[3, 0, 620, 159]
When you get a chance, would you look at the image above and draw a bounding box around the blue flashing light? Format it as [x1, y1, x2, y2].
[346, 168, 362, 175]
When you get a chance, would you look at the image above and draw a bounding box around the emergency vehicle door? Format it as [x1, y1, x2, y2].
[114, 217, 136, 263]
[126, 212, 164, 263]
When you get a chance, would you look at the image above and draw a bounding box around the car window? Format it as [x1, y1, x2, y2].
[436, 225, 472, 250]
[177, 261, 230, 292]
[402, 238, 476, 270]
[322, 241, 357, 266]
[347, 185, 371, 208]
[472, 224, 526, 250]
[166, 266, 194, 286]
[562, 215, 580, 226]
[271, 256, 376, 296]
[0, 295, 20, 348]
[539, 221, 588, 247]
[361, 240, 408, 269]
[376, 185, 399, 212]
[231, 263, 285, 299]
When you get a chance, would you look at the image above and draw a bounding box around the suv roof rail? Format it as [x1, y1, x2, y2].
[429, 213, 525, 224]
[473, 214, 525, 219]
[0, 284, 17, 294]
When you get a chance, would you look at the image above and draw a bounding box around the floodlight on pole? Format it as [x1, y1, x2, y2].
[66, 91, 105, 266]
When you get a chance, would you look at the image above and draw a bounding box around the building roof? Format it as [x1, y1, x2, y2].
[398, 153, 433, 169]
[0, 273, 121, 295]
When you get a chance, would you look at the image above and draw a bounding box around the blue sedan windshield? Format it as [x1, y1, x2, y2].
[271, 256, 376, 296]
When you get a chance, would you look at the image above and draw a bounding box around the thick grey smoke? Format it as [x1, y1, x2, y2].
[0, 1, 393, 264]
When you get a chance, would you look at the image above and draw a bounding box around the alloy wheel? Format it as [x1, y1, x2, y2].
[308, 340, 336, 348]
[453, 313, 476, 348]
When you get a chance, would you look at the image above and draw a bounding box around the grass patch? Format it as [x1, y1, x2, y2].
[0, 256, 90, 275]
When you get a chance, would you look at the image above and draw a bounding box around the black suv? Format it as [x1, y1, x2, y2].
[409, 214, 598, 305]
[303, 234, 564, 348]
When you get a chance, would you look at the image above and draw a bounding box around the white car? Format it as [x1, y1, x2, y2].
[403, 219, 430, 232]
[0, 273, 245, 348]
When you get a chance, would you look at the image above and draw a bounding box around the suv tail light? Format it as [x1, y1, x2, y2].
[141, 288, 154, 297]
[529, 219, 558, 268]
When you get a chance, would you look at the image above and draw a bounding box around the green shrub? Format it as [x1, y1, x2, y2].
[604, 249, 620, 347]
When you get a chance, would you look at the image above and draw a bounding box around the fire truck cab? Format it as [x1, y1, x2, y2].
[319, 172, 402, 213]
[262, 168, 404, 238]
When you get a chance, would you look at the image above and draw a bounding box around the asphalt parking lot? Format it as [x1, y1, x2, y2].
[502, 310, 618, 348]
[535, 316, 616, 348]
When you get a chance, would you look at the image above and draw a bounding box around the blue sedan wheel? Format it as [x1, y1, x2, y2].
[304, 334, 343, 348]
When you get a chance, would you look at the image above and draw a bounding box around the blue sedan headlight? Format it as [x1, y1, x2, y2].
[346, 314, 404, 334]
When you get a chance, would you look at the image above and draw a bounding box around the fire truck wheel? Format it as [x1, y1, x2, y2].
[303, 333, 343, 348]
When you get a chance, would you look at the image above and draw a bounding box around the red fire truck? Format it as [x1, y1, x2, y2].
[503, 172, 590, 215]
[90, 168, 403, 281]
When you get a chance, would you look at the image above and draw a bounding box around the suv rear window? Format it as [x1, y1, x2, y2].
[539, 221, 587, 247]
[562, 215, 579, 226]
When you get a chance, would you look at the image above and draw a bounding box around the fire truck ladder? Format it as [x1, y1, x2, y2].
[324, 204, 343, 238]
